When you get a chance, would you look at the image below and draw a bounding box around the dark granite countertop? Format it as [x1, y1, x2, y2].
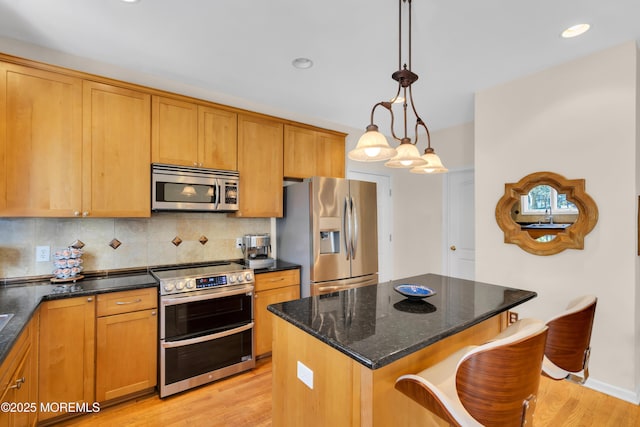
[253, 260, 301, 274]
[0, 272, 157, 366]
[0, 258, 299, 367]
[267, 273, 536, 370]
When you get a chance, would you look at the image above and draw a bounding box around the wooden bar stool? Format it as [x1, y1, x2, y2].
[542, 295, 597, 384]
[395, 319, 548, 427]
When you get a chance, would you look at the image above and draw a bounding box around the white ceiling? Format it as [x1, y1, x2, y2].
[1, 0, 639, 134]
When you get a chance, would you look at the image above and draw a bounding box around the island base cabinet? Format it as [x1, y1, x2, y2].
[271, 313, 504, 427]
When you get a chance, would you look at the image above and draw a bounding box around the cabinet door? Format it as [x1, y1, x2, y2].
[283, 125, 316, 179]
[236, 114, 283, 217]
[198, 105, 237, 170]
[39, 296, 95, 423]
[151, 96, 198, 167]
[0, 62, 83, 216]
[316, 132, 345, 178]
[96, 308, 157, 402]
[0, 311, 37, 427]
[255, 285, 300, 357]
[83, 81, 151, 217]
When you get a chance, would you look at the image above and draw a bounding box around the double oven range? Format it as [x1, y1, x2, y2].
[151, 262, 255, 398]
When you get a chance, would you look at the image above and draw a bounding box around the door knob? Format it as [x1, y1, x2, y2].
[450, 245, 457, 251]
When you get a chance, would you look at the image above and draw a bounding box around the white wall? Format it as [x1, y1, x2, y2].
[345, 122, 474, 280]
[476, 41, 639, 401]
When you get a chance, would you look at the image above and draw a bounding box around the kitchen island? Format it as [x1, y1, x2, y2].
[267, 273, 536, 427]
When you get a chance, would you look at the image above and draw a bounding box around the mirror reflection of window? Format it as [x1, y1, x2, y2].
[521, 185, 578, 215]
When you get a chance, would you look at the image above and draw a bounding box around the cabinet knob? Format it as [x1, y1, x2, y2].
[151, 311, 157, 316]
[82, 211, 89, 217]
[87, 297, 93, 302]
[74, 211, 81, 217]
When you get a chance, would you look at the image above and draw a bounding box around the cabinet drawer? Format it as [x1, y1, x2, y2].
[97, 288, 157, 317]
[255, 269, 300, 292]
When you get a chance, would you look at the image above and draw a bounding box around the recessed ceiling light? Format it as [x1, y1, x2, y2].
[561, 23, 590, 38]
[292, 58, 313, 69]
[121, 0, 140, 3]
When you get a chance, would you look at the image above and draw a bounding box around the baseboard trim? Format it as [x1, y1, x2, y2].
[583, 378, 640, 404]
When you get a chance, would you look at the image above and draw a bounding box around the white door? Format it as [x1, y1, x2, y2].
[348, 171, 393, 283]
[444, 169, 475, 280]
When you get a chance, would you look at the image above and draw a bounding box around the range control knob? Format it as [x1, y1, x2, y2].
[175, 281, 185, 290]
[245, 272, 253, 281]
[228, 274, 237, 283]
[163, 282, 175, 292]
[185, 279, 195, 289]
[237, 274, 245, 283]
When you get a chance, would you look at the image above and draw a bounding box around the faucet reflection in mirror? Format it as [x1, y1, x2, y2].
[347, 0, 448, 174]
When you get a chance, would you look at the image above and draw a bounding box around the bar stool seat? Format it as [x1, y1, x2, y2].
[395, 318, 548, 427]
[542, 295, 597, 384]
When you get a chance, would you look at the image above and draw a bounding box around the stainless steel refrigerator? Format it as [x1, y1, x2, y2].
[276, 177, 378, 297]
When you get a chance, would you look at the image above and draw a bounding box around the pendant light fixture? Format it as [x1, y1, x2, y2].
[348, 0, 447, 173]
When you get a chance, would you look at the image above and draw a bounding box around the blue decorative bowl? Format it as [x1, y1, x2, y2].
[394, 284, 436, 300]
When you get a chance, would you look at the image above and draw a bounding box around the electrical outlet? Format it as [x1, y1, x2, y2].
[508, 311, 519, 325]
[36, 245, 50, 262]
[297, 361, 314, 389]
[236, 238, 243, 248]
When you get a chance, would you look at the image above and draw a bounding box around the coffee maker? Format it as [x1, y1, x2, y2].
[241, 233, 275, 269]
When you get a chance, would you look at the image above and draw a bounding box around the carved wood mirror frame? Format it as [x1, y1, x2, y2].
[495, 171, 598, 256]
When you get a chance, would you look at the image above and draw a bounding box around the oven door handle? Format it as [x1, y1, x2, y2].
[161, 286, 253, 306]
[161, 322, 254, 349]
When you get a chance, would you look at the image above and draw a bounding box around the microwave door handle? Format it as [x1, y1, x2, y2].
[214, 178, 220, 210]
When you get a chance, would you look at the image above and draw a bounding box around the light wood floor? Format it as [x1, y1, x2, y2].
[56, 357, 638, 427]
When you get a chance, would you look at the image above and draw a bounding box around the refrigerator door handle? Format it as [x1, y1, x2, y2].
[344, 196, 352, 260]
[350, 196, 358, 260]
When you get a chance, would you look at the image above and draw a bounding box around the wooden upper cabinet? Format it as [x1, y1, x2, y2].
[83, 81, 151, 217]
[236, 114, 283, 217]
[198, 105, 237, 170]
[283, 125, 345, 179]
[151, 96, 198, 167]
[0, 62, 83, 216]
[284, 125, 317, 179]
[316, 132, 345, 178]
[152, 96, 238, 170]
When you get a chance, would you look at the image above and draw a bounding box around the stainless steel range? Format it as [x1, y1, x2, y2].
[151, 262, 255, 398]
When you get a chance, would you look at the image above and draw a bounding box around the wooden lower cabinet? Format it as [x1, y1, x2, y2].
[254, 269, 300, 357]
[38, 296, 95, 423]
[0, 310, 38, 427]
[95, 288, 157, 403]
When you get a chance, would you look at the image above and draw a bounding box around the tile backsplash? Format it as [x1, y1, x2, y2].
[0, 213, 270, 280]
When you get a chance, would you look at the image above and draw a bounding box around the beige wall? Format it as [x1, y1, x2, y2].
[476, 41, 638, 401]
[345, 121, 474, 280]
[0, 214, 269, 280]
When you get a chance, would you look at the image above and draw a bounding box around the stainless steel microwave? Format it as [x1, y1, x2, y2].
[151, 163, 239, 212]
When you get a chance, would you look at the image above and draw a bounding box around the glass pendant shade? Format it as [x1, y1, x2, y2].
[385, 142, 427, 168]
[410, 151, 448, 174]
[348, 126, 397, 162]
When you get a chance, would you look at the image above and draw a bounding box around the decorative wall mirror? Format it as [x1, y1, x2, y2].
[495, 171, 598, 256]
